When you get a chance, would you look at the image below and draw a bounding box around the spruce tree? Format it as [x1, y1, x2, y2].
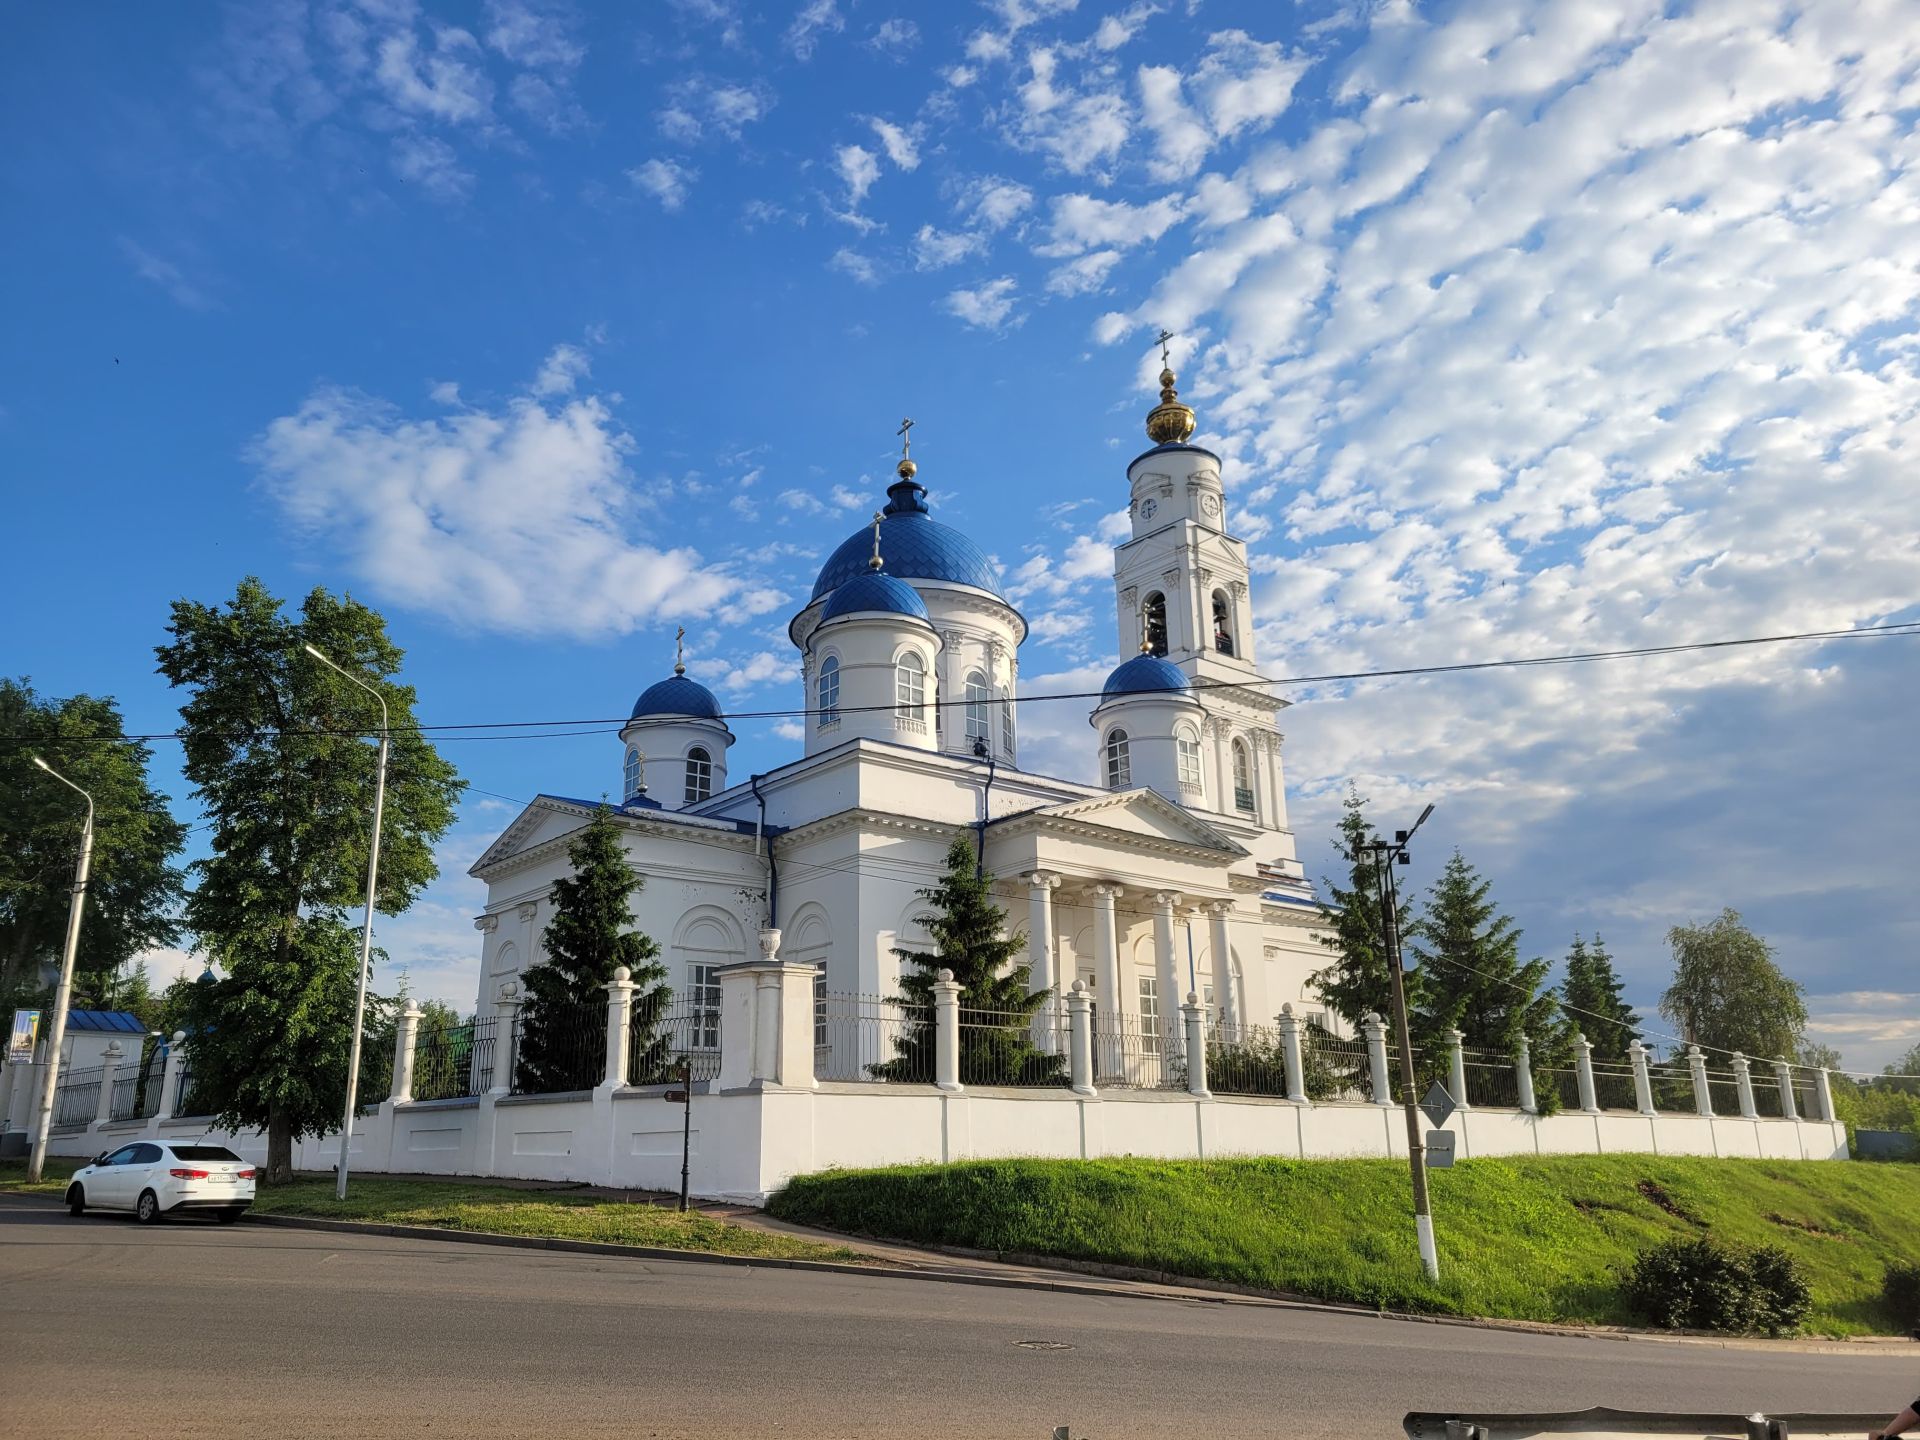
[516, 806, 671, 1091]
[1561, 934, 1639, 1061]
[1309, 785, 1425, 1032]
[872, 835, 1063, 1085]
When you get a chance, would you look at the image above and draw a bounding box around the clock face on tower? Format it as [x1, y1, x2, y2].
[1200, 493, 1221, 518]
[1139, 498, 1158, 520]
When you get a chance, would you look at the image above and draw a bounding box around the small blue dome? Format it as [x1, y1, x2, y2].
[811, 478, 1006, 601]
[630, 673, 723, 721]
[1101, 653, 1193, 699]
[819, 571, 931, 624]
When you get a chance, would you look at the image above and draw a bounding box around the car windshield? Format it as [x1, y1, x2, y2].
[170, 1145, 243, 1162]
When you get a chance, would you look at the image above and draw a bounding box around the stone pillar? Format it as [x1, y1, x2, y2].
[602, 971, 635, 1090]
[1207, 902, 1236, 1029]
[1264, 733, 1285, 826]
[1026, 873, 1059, 1052]
[1812, 1066, 1835, 1124]
[1152, 892, 1182, 1065]
[94, 1041, 123, 1127]
[1630, 1040, 1656, 1115]
[1574, 1033, 1599, 1113]
[1773, 1058, 1798, 1121]
[1091, 884, 1122, 1078]
[1182, 993, 1209, 1098]
[1732, 1052, 1757, 1119]
[932, 969, 962, 1094]
[1363, 1013, 1392, 1106]
[1277, 1004, 1307, 1104]
[1447, 1029, 1471, 1110]
[391, 1005, 422, 1103]
[156, 1031, 187, 1121]
[491, 983, 522, 1096]
[1687, 1044, 1713, 1117]
[1515, 1035, 1538, 1115]
[1209, 720, 1231, 815]
[1066, 982, 1096, 1098]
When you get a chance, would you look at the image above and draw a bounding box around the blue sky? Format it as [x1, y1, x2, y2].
[5, 0, 1917, 1069]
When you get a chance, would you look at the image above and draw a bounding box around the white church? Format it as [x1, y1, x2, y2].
[467, 358, 1329, 1055]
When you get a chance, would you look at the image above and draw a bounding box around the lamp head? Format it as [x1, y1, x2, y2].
[31, 755, 49, 772]
[302, 643, 327, 661]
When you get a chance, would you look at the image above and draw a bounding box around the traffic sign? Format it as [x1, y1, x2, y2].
[1420, 1081, 1456, 1129]
[1425, 1129, 1456, 1168]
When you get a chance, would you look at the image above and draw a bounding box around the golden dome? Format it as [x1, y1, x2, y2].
[1145, 364, 1196, 445]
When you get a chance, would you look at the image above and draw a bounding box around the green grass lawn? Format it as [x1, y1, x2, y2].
[768, 1154, 1920, 1335]
[0, 1160, 859, 1264]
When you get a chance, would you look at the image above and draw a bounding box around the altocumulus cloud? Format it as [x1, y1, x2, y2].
[252, 346, 782, 640]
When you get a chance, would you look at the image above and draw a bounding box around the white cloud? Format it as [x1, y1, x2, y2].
[944, 277, 1022, 330]
[374, 27, 493, 124]
[390, 134, 474, 202]
[1046, 248, 1121, 296]
[785, 0, 844, 60]
[1093, 3, 1156, 50]
[958, 176, 1035, 230]
[628, 157, 693, 210]
[1006, 46, 1130, 175]
[660, 78, 774, 141]
[835, 143, 881, 205]
[867, 18, 920, 57]
[869, 117, 920, 171]
[913, 224, 988, 270]
[1037, 192, 1184, 256]
[827, 247, 879, 285]
[119, 239, 215, 310]
[483, 0, 584, 71]
[531, 343, 591, 397]
[253, 351, 781, 640]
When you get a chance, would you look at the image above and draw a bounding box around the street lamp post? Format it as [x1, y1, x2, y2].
[304, 643, 390, 1201]
[1363, 803, 1437, 1280]
[26, 757, 94, 1184]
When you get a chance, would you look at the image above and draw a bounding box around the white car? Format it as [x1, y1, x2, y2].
[66, 1141, 257, 1224]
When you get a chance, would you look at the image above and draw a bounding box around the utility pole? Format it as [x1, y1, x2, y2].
[26, 757, 94, 1185]
[1364, 803, 1437, 1280]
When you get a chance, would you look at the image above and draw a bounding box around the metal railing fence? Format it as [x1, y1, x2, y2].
[1207, 1021, 1291, 1097]
[510, 1002, 608, 1095]
[653, 1003, 721, 1085]
[412, 1019, 491, 1101]
[1462, 1052, 1521, 1108]
[53, 1067, 104, 1127]
[1303, 1028, 1373, 1102]
[1590, 1060, 1638, 1111]
[1093, 1014, 1185, 1091]
[956, 1006, 1069, 1087]
[814, 992, 929, 1083]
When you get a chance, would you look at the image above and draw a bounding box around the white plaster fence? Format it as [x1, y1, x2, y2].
[8, 933, 1848, 1203]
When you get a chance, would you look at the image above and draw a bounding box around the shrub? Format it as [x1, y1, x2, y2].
[1622, 1237, 1810, 1335]
[1884, 1262, 1920, 1332]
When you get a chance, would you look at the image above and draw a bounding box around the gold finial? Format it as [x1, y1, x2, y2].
[895, 416, 917, 481]
[674, 626, 686, 676]
[869, 511, 885, 571]
[1145, 327, 1196, 445]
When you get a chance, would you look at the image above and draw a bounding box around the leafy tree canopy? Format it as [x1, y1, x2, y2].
[1659, 908, 1807, 1062]
[1561, 934, 1640, 1061]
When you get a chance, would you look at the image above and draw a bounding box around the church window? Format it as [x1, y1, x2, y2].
[1232, 739, 1255, 814]
[1212, 590, 1235, 657]
[688, 962, 721, 1050]
[817, 656, 839, 725]
[813, 962, 828, 1049]
[895, 651, 925, 719]
[1138, 975, 1161, 1055]
[964, 670, 990, 749]
[1176, 728, 1202, 791]
[1105, 729, 1131, 789]
[623, 746, 642, 800]
[1142, 592, 1169, 657]
[1001, 696, 1015, 757]
[685, 747, 713, 805]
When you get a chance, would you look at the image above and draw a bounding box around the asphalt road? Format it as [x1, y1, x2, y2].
[0, 1203, 1908, 1440]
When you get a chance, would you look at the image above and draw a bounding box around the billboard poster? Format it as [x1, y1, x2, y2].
[7, 1009, 41, 1064]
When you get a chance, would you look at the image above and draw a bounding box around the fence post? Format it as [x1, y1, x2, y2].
[94, 1041, 123, 1128]
[1277, 1004, 1307, 1105]
[602, 971, 634, 1089]
[1731, 1051, 1757, 1119]
[1515, 1035, 1538, 1114]
[1362, 1013, 1391, 1106]
[1067, 981, 1096, 1098]
[1687, 1044, 1713, 1117]
[1629, 1040, 1656, 1115]
[491, 985, 522, 1096]
[156, 1031, 187, 1122]
[1812, 1066, 1835, 1124]
[1447, 1028, 1471, 1110]
[932, 969, 962, 1094]
[1182, 994, 1209, 1099]
[1574, 1033, 1599, 1113]
[388, 1005, 422, 1103]
[1773, 1058, 1799, 1120]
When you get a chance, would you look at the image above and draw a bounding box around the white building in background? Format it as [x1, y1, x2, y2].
[467, 361, 1329, 1056]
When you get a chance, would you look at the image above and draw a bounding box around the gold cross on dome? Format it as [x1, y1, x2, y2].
[674, 626, 686, 675]
[896, 416, 915, 459]
[869, 511, 885, 570]
[1156, 328, 1177, 366]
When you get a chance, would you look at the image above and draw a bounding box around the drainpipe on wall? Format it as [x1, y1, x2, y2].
[750, 772, 777, 930]
[970, 738, 996, 878]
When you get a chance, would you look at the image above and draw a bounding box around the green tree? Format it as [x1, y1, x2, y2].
[1308, 786, 1423, 1033]
[516, 806, 670, 1091]
[1, 678, 187, 1005]
[157, 577, 462, 1181]
[873, 835, 1063, 1085]
[1561, 934, 1640, 1062]
[1659, 909, 1808, 1062]
[1411, 849, 1563, 1095]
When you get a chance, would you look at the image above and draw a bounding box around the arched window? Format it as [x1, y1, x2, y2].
[1001, 695, 1015, 757]
[1105, 729, 1131, 789]
[964, 670, 990, 750]
[1211, 589, 1235, 657]
[1232, 738, 1254, 814]
[1176, 726, 1202, 792]
[817, 656, 840, 726]
[895, 651, 925, 720]
[623, 746, 642, 800]
[685, 746, 713, 805]
[1142, 592, 1169, 657]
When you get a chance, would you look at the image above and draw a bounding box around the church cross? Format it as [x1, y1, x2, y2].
[896, 416, 915, 459]
[674, 626, 686, 675]
[1156, 328, 1177, 366]
[869, 511, 885, 571]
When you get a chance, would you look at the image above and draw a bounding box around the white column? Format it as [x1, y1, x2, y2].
[1152, 892, 1182, 1064]
[1210, 721, 1231, 815]
[391, 1005, 422, 1103]
[938, 629, 963, 753]
[1067, 982, 1096, 1098]
[1448, 1029, 1471, 1110]
[156, 1031, 187, 1121]
[94, 1041, 123, 1127]
[1363, 1013, 1392, 1106]
[1773, 1058, 1799, 1120]
[491, 985, 522, 1097]
[603, 970, 635, 1090]
[1630, 1041, 1656, 1115]
[1574, 1033, 1599, 1113]
[1731, 1052, 1757, 1118]
[1207, 902, 1236, 1029]
[1277, 1004, 1307, 1104]
[1515, 1035, 1538, 1114]
[1687, 1044, 1713, 1117]
[1183, 994, 1209, 1098]
[1264, 733, 1285, 826]
[1092, 884, 1122, 1078]
[1812, 1067, 1835, 1124]
[1027, 872, 1059, 1052]
[932, 968, 962, 1093]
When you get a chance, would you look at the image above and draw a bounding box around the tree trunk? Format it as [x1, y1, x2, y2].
[265, 1102, 294, 1185]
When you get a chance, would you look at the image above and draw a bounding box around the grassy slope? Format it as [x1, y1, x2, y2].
[768, 1155, 1920, 1334]
[0, 1161, 856, 1263]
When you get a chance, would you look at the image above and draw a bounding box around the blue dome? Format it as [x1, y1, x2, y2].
[811, 478, 1005, 601]
[819, 570, 931, 624]
[1101, 653, 1193, 699]
[630, 673, 723, 721]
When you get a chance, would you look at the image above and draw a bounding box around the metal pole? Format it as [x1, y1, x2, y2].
[1377, 851, 1438, 1280]
[679, 1058, 693, 1213]
[27, 759, 93, 1185]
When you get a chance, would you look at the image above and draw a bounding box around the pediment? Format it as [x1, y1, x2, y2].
[468, 796, 599, 878]
[1020, 788, 1247, 856]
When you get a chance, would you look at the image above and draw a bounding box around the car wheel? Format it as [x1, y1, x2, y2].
[135, 1189, 162, 1224]
[215, 1207, 245, 1225]
[66, 1184, 85, 1217]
